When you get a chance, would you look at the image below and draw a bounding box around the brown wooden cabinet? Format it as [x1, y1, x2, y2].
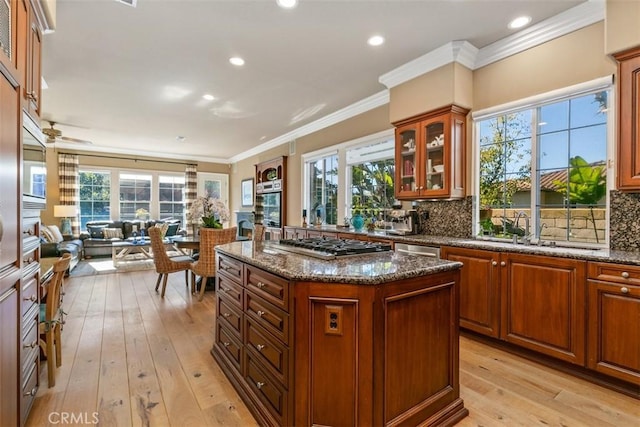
[0, 0, 19, 75]
[394, 105, 468, 200]
[0, 282, 20, 427]
[255, 156, 287, 240]
[214, 252, 467, 426]
[441, 246, 501, 338]
[283, 226, 306, 240]
[442, 247, 587, 365]
[614, 46, 640, 191]
[587, 262, 640, 385]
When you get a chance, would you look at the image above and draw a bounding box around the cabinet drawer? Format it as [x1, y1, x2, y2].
[217, 255, 243, 283]
[21, 276, 38, 316]
[246, 317, 289, 385]
[217, 294, 242, 337]
[245, 265, 289, 311]
[245, 291, 289, 345]
[21, 316, 39, 371]
[215, 322, 243, 372]
[21, 360, 39, 423]
[245, 353, 288, 425]
[588, 262, 640, 285]
[216, 274, 243, 308]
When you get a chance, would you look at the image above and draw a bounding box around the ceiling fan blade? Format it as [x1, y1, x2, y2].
[60, 136, 93, 145]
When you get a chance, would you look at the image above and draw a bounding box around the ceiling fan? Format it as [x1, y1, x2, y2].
[42, 121, 93, 145]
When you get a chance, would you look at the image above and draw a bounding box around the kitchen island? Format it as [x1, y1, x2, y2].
[212, 240, 467, 427]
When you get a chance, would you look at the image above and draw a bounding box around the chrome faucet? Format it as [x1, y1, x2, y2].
[537, 223, 548, 246]
[514, 211, 531, 245]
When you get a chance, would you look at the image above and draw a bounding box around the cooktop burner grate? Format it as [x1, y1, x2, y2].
[268, 237, 392, 259]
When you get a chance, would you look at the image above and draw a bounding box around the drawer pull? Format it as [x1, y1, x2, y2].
[222, 312, 231, 318]
[219, 287, 228, 293]
[257, 310, 266, 318]
[256, 281, 266, 288]
[256, 344, 265, 351]
[621, 287, 629, 294]
[500, 261, 506, 267]
[23, 295, 37, 302]
[492, 261, 498, 266]
[23, 340, 38, 349]
[621, 272, 630, 279]
[222, 341, 230, 347]
[24, 387, 37, 397]
[256, 381, 265, 390]
[23, 229, 34, 235]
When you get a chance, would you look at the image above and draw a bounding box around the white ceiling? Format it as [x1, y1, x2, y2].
[41, 0, 586, 163]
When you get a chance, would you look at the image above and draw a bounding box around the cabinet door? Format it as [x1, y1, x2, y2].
[422, 114, 449, 197]
[395, 122, 421, 199]
[26, 12, 41, 119]
[0, 286, 19, 427]
[501, 253, 586, 365]
[615, 47, 640, 190]
[442, 246, 500, 338]
[0, 73, 20, 273]
[0, 0, 18, 74]
[587, 279, 640, 384]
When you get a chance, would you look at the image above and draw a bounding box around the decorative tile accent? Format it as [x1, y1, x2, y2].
[414, 197, 473, 238]
[610, 190, 640, 252]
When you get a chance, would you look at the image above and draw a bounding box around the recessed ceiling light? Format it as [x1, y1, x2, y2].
[203, 94, 215, 101]
[368, 35, 385, 46]
[176, 136, 186, 142]
[229, 57, 245, 66]
[276, 0, 297, 9]
[508, 16, 531, 29]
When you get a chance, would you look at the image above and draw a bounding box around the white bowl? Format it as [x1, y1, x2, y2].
[433, 165, 444, 173]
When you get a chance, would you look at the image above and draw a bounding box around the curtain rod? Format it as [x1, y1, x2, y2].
[61, 151, 195, 166]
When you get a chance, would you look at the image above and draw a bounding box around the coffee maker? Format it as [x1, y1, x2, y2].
[387, 209, 419, 235]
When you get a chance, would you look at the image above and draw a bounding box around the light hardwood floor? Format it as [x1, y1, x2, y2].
[27, 267, 638, 427]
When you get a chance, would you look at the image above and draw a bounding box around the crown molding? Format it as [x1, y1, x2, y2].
[379, 41, 479, 89]
[474, 0, 605, 69]
[230, 90, 390, 163]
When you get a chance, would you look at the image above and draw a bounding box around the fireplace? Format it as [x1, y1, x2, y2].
[236, 211, 255, 241]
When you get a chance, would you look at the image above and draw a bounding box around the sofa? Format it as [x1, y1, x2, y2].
[81, 219, 184, 258]
[41, 224, 83, 274]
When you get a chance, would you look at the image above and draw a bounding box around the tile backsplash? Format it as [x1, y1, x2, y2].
[414, 196, 473, 238]
[610, 190, 640, 252]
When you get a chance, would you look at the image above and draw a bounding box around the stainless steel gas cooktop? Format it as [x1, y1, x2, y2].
[268, 237, 393, 260]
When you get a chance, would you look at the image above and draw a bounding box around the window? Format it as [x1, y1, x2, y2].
[159, 175, 185, 219]
[307, 154, 339, 225]
[119, 173, 152, 220]
[30, 166, 46, 198]
[477, 82, 610, 246]
[347, 138, 395, 218]
[79, 170, 111, 229]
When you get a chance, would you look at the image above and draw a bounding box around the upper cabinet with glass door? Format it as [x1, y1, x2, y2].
[394, 105, 469, 200]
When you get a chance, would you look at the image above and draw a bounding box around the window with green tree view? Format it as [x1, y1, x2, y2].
[478, 87, 609, 245]
[79, 170, 111, 229]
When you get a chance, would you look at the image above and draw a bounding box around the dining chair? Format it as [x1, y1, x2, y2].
[39, 253, 72, 387]
[190, 226, 237, 301]
[149, 227, 193, 297]
[253, 224, 266, 241]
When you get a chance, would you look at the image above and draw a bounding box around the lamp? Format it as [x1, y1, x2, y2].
[53, 205, 77, 236]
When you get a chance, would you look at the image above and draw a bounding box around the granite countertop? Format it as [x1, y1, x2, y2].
[291, 225, 640, 266]
[215, 241, 462, 285]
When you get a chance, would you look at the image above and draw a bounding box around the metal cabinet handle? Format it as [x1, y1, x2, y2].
[222, 312, 231, 318]
[621, 287, 629, 294]
[621, 272, 630, 279]
[23, 229, 34, 235]
[23, 340, 38, 349]
[256, 381, 265, 390]
[257, 310, 265, 318]
[492, 261, 498, 266]
[256, 344, 265, 351]
[24, 387, 37, 396]
[23, 295, 37, 302]
[500, 261, 506, 267]
[222, 341, 230, 347]
[219, 287, 228, 293]
[256, 281, 265, 288]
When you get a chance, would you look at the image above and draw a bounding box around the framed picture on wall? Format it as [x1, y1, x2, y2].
[241, 178, 254, 207]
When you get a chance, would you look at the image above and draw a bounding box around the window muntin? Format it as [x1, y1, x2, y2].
[79, 170, 111, 229]
[119, 173, 152, 220]
[477, 89, 609, 246]
[307, 154, 339, 225]
[159, 175, 185, 219]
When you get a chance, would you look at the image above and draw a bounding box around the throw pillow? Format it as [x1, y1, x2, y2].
[87, 224, 107, 238]
[40, 226, 57, 243]
[103, 228, 124, 239]
[155, 222, 169, 238]
[47, 225, 65, 243]
[165, 222, 180, 237]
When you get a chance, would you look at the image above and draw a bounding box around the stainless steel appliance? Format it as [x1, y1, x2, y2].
[394, 243, 440, 258]
[270, 237, 392, 260]
[386, 209, 419, 235]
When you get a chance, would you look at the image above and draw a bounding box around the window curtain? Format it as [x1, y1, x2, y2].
[58, 153, 80, 236]
[185, 164, 197, 235]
